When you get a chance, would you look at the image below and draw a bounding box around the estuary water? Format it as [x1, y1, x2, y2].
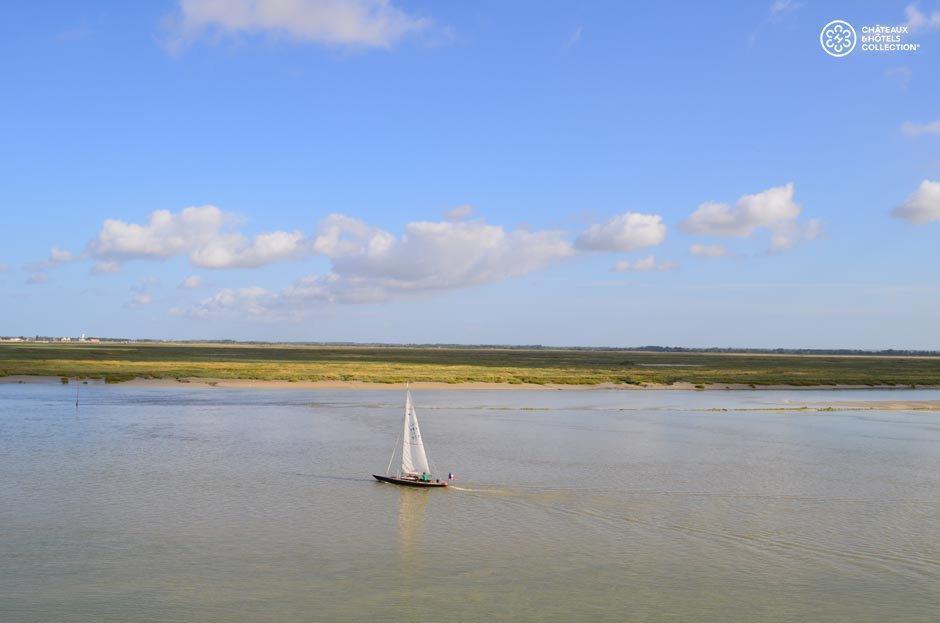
[1, 383, 939, 622]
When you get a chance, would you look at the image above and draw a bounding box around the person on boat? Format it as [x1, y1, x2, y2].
[421, 472, 429, 482]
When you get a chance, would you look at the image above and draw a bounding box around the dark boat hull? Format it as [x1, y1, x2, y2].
[373, 474, 448, 488]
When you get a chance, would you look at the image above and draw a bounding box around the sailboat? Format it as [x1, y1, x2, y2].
[373, 385, 449, 488]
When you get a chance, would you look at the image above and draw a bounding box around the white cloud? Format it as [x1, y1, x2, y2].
[444, 204, 474, 221]
[50, 247, 73, 263]
[682, 201, 751, 237]
[90, 205, 226, 259]
[309, 214, 574, 303]
[905, 4, 940, 31]
[166, 0, 432, 53]
[26, 247, 76, 273]
[680, 183, 820, 252]
[613, 255, 677, 272]
[27, 272, 48, 285]
[770, 0, 802, 17]
[180, 275, 203, 289]
[681, 183, 801, 237]
[91, 261, 121, 275]
[127, 292, 153, 308]
[190, 287, 274, 318]
[125, 277, 159, 307]
[769, 218, 823, 252]
[690, 243, 728, 258]
[574, 212, 667, 252]
[188, 214, 575, 316]
[892, 180, 940, 224]
[901, 120, 940, 136]
[190, 229, 306, 268]
[88, 205, 306, 269]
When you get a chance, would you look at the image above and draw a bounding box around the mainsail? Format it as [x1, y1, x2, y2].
[400, 389, 431, 476]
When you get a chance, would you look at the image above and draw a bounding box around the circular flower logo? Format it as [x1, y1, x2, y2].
[820, 20, 857, 57]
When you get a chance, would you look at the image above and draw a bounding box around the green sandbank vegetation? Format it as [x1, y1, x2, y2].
[1, 342, 940, 387]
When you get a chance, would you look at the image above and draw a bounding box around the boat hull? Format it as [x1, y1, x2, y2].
[373, 474, 448, 488]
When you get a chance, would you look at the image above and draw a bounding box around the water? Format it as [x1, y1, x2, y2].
[2, 383, 939, 622]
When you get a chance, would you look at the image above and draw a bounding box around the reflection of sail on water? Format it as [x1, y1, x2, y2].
[395, 488, 428, 619]
[400, 389, 431, 476]
[397, 488, 429, 561]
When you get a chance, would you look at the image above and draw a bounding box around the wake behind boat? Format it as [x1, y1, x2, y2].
[373, 385, 450, 488]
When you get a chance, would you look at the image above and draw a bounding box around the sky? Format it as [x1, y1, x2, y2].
[1, 0, 939, 348]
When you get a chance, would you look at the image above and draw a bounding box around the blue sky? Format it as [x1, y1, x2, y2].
[1, 0, 939, 348]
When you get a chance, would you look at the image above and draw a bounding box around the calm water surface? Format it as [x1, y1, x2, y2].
[2, 383, 939, 622]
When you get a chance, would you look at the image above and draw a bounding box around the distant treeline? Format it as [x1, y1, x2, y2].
[621, 346, 940, 357]
[4, 337, 938, 357]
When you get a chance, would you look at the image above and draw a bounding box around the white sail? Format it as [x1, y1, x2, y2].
[408, 396, 431, 475]
[400, 391, 415, 475]
[400, 389, 431, 476]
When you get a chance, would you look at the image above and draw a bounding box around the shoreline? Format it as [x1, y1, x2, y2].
[4, 375, 938, 410]
[1, 374, 938, 392]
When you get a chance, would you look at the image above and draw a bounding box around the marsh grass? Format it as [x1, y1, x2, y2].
[1, 342, 939, 387]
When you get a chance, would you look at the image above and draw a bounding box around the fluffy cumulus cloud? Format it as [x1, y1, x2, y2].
[186, 214, 575, 318]
[612, 255, 677, 272]
[190, 287, 273, 318]
[308, 214, 574, 303]
[769, 218, 823, 252]
[574, 212, 667, 252]
[87, 205, 306, 269]
[689, 243, 728, 258]
[39, 204, 681, 319]
[73, 205, 679, 309]
[681, 183, 820, 252]
[681, 184, 799, 237]
[191, 229, 306, 268]
[166, 0, 432, 52]
[901, 120, 940, 136]
[892, 180, 940, 225]
[24, 247, 75, 277]
[89, 206, 224, 259]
